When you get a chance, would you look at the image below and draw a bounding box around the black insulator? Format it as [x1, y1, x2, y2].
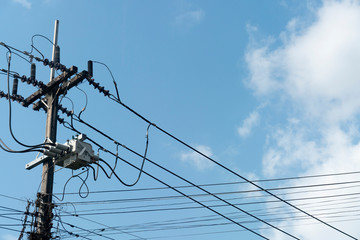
[0, 91, 4, 97]
[43, 58, 49, 66]
[38, 81, 44, 88]
[13, 73, 20, 79]
[27, 77, 32, 84]
[98, 86, 104, 92]
[54, 46, 60, 64]
[103, 90, 110, 96]
[58, 117, 64, 124]
[12, 78, 18, 96]
[60, 64, 66, 72]
[88, 60, 93, 77]
[87, 78, 94, 85]
[32, 80, 38, 86]
[21, 75, 27, 83]
[48, 61, 54, 68]
[30, 63, 36, 81]
[93, 82, 99, 89]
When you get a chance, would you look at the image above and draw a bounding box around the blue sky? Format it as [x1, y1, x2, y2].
[1, 0, 360, 239]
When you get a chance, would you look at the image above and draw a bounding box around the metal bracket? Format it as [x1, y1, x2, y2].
[25, 155, 51, 170]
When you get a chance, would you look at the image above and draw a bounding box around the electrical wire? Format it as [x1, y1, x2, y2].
[29, 34, 55, 60]
[61, 116, 274, 238]
[84, 75, 358, 240]
[62, 114, 360, 239]
[75, 115, 151, 187]
[53, 170, 360, 196]
[75, 86, 88, 118]
[1, 43, 53, 151]
[90, 160, 274, 239]
[71, 201, 360, 233]
[53, 168, 90, 202]
[61, 117, 318, 239]
[55, 206, 147, 240]
[57, 180, 360, 207]
[7, 51, 31, 64]
[91, 60, 120, 102]
[60, 118, 296, 240]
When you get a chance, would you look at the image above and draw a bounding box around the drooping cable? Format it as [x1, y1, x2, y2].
[75, 86, 88, 118]
[65, 116, 303, 238]
[96, 158, 272, 240]
[29, 34, 55, 60]
[59, 120, 296, 240]
[75, 115, 151, 187]
[85, 75, 358, 240]
[91, 61, 120, 102]
[53, 168, 90, 202]
[108, 143, 119, 178]
[1, 43, 50, 151]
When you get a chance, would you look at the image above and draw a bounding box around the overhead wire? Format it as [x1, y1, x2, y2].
[64, 118, 273, 239]
[74, 202, 360, 234]
[83, 72, 359, 240]
[0, 42, 53, 152]
[60, 120, 298, 240]
[56, 208, 147, 240]
[2, 42, 358, 239]
[91, 60, 120, 102]
[62, 105, 359, 239]
[54, 176, 360, 198]
[57, 187, 360, 218]
[53, 168, 90, 202]
[29, 34, 55, 60]
[65, 114, 359, 239]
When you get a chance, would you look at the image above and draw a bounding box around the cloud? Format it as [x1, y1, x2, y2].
[238, 110, 260, 138]
[180, 145, 214, 170]
[175, 9, 205, 28]
[246, 0, 360, 124]
[12, 0, 31, 9]
[245, 0, 360, 239]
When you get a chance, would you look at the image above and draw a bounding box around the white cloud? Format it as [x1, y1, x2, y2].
[180, 145, 214, 171]
[245, 0, 360, 239]
[247, 0, 360, 124]
[238, 110, 260, 138]
[12, 0, 31, 9]
[175, 9, 205, 28]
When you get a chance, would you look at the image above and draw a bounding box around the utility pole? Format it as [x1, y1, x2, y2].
[36, 20, 59, 239]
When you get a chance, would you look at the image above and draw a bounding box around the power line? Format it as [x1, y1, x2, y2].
[60, 121, 298, 240]
[54, 179, 360, 201]
[65, 115, 359, 239]
[81, 73, 359, 239]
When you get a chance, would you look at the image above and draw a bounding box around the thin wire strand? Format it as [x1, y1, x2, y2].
[104, 91, 359, 240]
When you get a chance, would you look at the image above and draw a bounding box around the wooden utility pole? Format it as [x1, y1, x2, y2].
[36, 20, 59, 239]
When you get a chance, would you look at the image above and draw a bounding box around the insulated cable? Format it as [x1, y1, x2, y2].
[60, 119, 297, 240]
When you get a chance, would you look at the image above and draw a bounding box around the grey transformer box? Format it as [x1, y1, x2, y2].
[55, 134, 99, 170]
[25, 134, 99, 170]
